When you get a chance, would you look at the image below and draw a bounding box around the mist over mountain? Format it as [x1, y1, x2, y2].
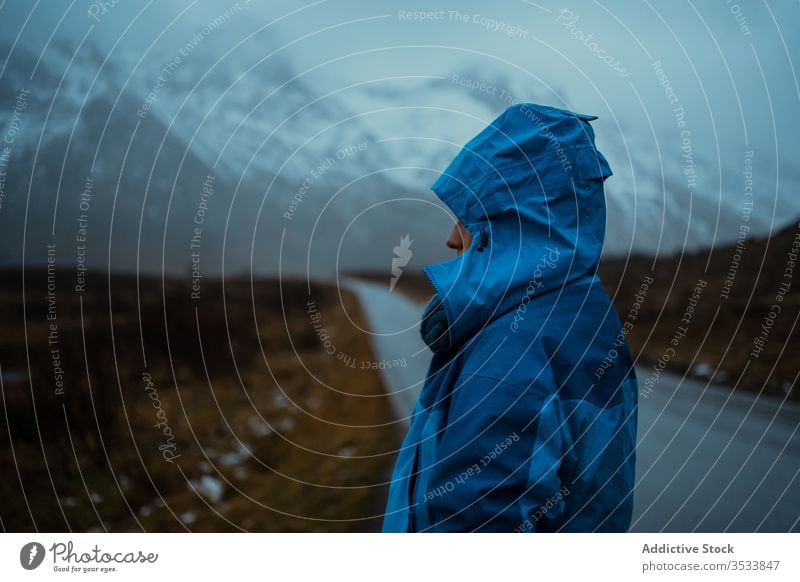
[1, 25, 797, 279]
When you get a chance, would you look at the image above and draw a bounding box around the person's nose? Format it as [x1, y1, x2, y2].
[446, 224, 464, 252]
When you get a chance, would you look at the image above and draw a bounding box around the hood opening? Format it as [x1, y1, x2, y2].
[421, 103, 613, 353]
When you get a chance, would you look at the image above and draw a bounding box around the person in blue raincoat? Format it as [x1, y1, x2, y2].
[382, 103, 638, 533]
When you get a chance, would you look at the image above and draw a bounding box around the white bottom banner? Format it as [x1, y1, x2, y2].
[1, 533, 797, 580]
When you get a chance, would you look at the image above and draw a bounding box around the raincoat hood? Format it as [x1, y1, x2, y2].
[423, 103, 612, 352]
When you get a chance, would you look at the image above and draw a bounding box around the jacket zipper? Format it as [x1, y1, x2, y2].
[475, 227, 489, 252]
[407, 442, 421, 532]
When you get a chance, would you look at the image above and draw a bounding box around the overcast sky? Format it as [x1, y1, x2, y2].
[3, 0, 800, 243]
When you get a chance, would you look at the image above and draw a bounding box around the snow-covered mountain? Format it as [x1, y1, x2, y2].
[0, 39, 795, 279]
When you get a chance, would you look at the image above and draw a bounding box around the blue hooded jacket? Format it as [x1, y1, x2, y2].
[382, 103, 638, 532]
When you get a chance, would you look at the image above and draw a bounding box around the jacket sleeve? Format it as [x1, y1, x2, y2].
[422, 373, 571, 532]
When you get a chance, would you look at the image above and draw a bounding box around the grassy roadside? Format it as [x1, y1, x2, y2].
[0, 270, 402, 532]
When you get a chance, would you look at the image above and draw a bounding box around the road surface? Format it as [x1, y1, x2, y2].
[631, 371, 799, 532]
[345, 277, 800, 532]
[343, 277, 430, 425]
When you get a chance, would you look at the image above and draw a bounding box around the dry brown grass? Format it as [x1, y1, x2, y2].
[0, 270, 402, 532]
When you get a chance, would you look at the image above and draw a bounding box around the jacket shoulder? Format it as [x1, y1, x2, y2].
[457, 283, 634, 409]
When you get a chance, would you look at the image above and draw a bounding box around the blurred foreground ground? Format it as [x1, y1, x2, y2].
[0, 271, 402, 532]
[1, 222, 796, 532]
